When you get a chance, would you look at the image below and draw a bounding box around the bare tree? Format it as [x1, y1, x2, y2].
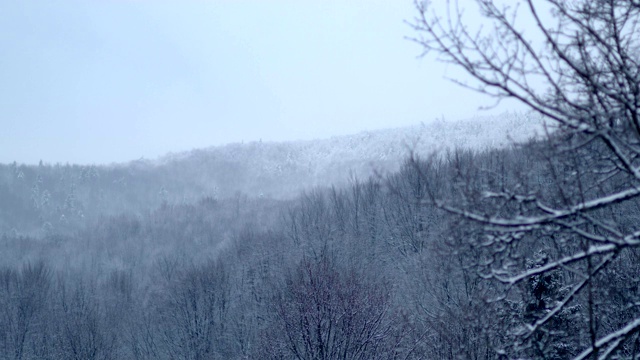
[412, 0, 640, 358]
[154, 260, 230, 360]
[55, 276, 116, 360]
[0, 261, 51, 360]
[261, 255, 395, 360]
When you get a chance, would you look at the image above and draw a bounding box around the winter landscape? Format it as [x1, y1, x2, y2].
[2, 1, 640, 359]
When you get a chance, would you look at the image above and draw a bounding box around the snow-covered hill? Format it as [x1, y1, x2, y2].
[156, 111, 546, 198]
[0, 111, 547, 235]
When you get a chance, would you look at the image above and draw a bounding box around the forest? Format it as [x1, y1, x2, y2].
[1, 133, 639, 359]
[3, 0, 640, 359]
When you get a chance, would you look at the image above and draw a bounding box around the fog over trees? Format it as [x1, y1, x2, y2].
[2, 0, 640, 359]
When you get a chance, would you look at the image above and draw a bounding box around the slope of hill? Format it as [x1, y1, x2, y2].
[0, 111, 545, 235]
[158, 110, 545, 196]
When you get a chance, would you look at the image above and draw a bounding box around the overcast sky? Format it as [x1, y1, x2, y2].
[1, 1, 524, 165]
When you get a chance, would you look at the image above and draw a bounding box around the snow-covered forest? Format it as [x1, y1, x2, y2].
[3, 0, 640, 359]
[0, 125, 560, 359]
[0, 112, 638, 359]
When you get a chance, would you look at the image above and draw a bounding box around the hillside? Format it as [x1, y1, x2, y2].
[157, 111, 545, 197]
[0, 111, 545, 235]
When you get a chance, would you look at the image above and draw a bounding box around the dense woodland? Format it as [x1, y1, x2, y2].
[1, 130, 640, 359]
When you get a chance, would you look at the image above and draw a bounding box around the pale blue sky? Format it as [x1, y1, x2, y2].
[1, 1, 519, 164]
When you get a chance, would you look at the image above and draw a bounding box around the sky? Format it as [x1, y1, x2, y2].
[1, 1, 524, 165]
